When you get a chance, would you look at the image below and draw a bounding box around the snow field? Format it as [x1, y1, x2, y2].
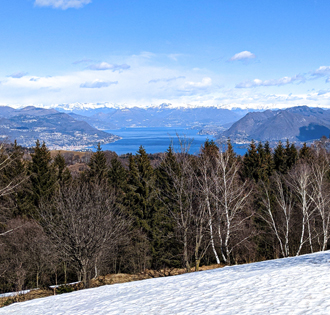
[1, 251, 330, 314]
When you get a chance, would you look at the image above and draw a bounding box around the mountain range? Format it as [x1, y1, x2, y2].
[0, 106, 120, 149]
[2, 104, 330, 150]
[62, 105, 245, 130]
[220, 106, 330, 143]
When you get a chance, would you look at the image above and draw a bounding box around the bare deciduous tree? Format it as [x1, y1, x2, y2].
[212, 151, 253, 264]
[309, 155, 330, 251]
[260, 173, 294, 257]
[39, 181, 130, 287]
[195, 155, 220, 264]
[288, 163, 315, 255]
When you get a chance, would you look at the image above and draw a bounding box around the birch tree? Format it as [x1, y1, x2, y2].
[195, 154, 220, 264]
[260, 173, 294, 257]
[288, 163, 314, 255]
[212, 151, 253, 264]
[309, 156, 330, 251]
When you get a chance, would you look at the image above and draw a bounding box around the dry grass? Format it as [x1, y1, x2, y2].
[0, 264, 224, 308]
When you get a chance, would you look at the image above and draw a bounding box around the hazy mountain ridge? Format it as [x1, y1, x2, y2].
[221, 106, 330, 142]
[60, 106, 245, 129]
[0, 106, 120, 149]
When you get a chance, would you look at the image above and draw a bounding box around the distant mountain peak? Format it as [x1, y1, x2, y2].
[221, 105, 330, 143]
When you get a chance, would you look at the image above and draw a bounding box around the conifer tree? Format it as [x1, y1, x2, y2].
[200, 139, 219, 158]
[299, 142, 312, 162]
[264, 141, 274, 178]
[6, 141, 32, 217]
[53, 152, 72, 184]
[126, 146, 155, 231]
[242, 140, 260, 181]
[108, 157, 127, 192]
[285, 140, 298, 170]
[87, 143, 108, 182]
[108, 156, 128, 212]
[154, 146, 182, 268]
[29, 140, 56, 216]
[274, 141, 287, 173]
[225, 138, 236, 166]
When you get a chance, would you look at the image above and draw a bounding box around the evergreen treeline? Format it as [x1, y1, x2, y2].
[1, 138, 330, 293]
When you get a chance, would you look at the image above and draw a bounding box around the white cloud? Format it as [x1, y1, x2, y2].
[149, 76, 185, 84]
[312, 66, 330, 77]
[8, 72, 28, 79]
[80, 80, 118, 89]
[34, 0, 91, 10]
[88, 62, 130, 72]
[184, 77, 212, 89]
[168, 54, 182, 61]
[229, 51, 256, 61]
[73, 58, 93, 65]
[236, 75, 305, 88]
[4, 53, 330, 110]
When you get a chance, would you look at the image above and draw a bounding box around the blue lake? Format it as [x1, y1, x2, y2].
[99, 127, 247, 156]
[99, 127, 214, 155]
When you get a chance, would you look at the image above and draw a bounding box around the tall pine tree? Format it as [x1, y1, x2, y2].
[87, 143, 108, 183]
[28, 140, 56, 216]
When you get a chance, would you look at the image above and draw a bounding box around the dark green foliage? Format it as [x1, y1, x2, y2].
[153, 146, 182, 269]
[263, 141, 274, 178]
[126, 146, 155, 230]
[1, 137, 327, 295]
[200, 139, 219, 158]
[226, 139, 237, 166]
[285, 140, 298, 170]
[55, 285, 74, 294]
[8, 142, 32, 217]
[28, 140, 57, 216]
[108, 157, 127, 192]
[273, 141, 287, 173]
[53, 153, 72, 185]
[242, 140, 260, 181]
[87, 143, 108, 182]
[299, 142, 313, 162]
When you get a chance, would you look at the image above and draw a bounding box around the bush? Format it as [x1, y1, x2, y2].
[55, 285, 74, 295]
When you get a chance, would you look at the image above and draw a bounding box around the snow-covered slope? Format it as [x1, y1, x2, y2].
[2, 251, 330, 314]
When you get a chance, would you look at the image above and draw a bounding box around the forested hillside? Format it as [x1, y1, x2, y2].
[1, 136, 330, 295]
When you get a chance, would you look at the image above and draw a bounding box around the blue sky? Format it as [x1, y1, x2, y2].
[1, 0, 330, 108]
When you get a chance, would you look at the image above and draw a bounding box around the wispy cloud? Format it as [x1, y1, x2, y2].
[80, 80, 118, 89]
[72, 58, 93, 65]
[7, 52, 330, 109]
[34, 0, 91, 10]
[184, 77, 212, 89]
[311, 66, 330, 77]
[318, 89, 329, 95]
[8, 72, 28, 79]
[149, 76, 185, 84]
[88, 62, 130, 72]
[229, 51, 256, 61]
[168, 54, 182, 61]
[236, 75, 305, 88]
[311, 66, 330, 83]
[177, 77, 213, 95]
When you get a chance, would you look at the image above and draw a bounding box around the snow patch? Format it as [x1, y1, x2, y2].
[1, 251, 330, 314]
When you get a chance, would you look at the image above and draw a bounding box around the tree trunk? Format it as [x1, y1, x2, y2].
[63, 262, 67, 285]
[195, 259, 200, 271]
[184, 230, 191, 272]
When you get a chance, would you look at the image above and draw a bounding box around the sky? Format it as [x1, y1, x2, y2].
[1, 0, 330, 109]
